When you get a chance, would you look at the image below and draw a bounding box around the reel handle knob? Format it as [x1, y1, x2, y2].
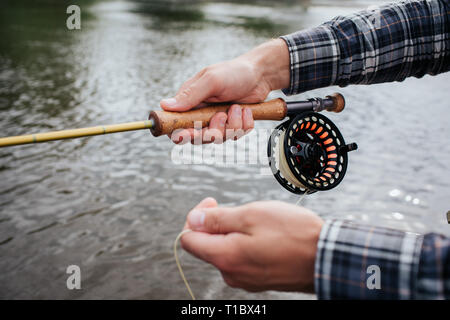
[149, 98, 287, 137]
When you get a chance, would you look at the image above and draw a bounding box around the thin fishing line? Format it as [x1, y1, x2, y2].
[175, 192, 308, 300]
[174, 229, 196, 300]
[175, 189, 308, 301]
[295, 190, 310, 206]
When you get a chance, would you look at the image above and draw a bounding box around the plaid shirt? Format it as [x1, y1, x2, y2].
[315, 220, 450, 299]
[280, 0, 450, 94]
[280, 0, 450, 299]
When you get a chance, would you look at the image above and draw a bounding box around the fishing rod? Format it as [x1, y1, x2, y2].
[0, 93, 344, 146]
[0, 93, 357, 194]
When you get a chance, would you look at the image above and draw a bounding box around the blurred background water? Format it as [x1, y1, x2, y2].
[0, 0, 449, 299]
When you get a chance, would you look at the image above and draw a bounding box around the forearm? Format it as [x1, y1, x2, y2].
[281, 0, 450, 95]
[315, 220, 450, 299]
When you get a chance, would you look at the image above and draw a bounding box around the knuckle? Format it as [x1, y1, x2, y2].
[242, 201, 260, 212]
[240, 211, 256, 230]
[179, 87, 193, 99]
[239, 202, 262, 225]
[202, 65, 212, 74]
[201, 69, 214, 82]
[207, 212, 223, 233]
[202, 67, 212, 78]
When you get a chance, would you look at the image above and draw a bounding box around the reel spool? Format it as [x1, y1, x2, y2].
[268, 112, 357, 195]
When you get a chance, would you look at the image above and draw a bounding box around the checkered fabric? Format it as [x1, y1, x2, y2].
[278, 0, 449, 299]
[416, 232, 450, 299]
[280, 0, 450, 95]
[315, 220, 450, 299]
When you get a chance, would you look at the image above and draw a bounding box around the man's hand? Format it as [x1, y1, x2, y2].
[180, 197, 323, 293]
[160, 39, 290, 144]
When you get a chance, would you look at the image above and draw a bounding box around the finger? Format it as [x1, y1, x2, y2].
[180, 232, 230, 266]
[242, 107, 254, 132]
[190, 128, 203, 145]
[171, 122, 225, 145]
[183, 197, 218, 231]
[194, 197, 218, 210]
[170, 129, 192, 144]
[226, 104, 246, 141]
[187, 206, 248, 234]
[181, 198, 226, 263]
[170, 128, 204, 145]
[203, 112, 227, 144]
[160, 74, 216, 112]
[226, 104, 242, 130]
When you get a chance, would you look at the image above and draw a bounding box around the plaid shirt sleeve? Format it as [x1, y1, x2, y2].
[315, 220, 450, 299]
[280, 0, 450, 95]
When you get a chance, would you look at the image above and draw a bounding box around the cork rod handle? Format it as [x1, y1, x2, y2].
[149, 98, 287, 137]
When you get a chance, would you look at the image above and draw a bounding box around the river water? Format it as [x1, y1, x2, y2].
[0, 0, 449, 299]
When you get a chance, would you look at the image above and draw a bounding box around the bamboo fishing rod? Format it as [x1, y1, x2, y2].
[0, 93, 345, 148]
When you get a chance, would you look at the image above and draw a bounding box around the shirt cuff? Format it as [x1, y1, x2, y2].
[280, 25, 340, 95]
[314, 219, 423, 299]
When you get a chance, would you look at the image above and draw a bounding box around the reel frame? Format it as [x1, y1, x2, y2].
[267, 111, 357, 195]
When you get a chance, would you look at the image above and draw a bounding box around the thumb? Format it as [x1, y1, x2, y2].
[187, 206, 246, 234]
[182, 197, 217, 230]
[160, 75, 215, 112]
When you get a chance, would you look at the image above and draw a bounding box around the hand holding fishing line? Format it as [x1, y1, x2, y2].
[179, 197, 323, 293]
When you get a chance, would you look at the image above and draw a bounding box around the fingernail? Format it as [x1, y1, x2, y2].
[244, 108, 252, 117]
[188, 209, 205, 229]
[161, 98, 177, 108]
[219, 118, 226, 127]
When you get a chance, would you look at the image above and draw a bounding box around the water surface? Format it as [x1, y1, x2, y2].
[0, 0, 449, 299]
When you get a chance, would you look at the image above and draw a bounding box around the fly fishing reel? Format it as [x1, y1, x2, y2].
[268, 104, 357, 195]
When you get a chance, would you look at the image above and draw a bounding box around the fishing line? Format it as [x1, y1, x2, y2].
[295, 190, 310, 206]
[173, 229, 196, 300]
[175, 189, 308, 301]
